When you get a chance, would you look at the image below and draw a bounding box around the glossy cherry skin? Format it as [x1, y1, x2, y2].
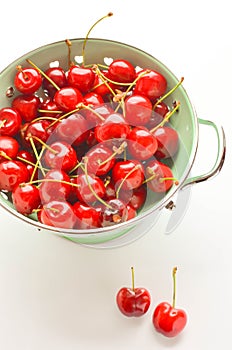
[152, 302, 187, 337]
[12, 184, 41, 215]
[0, 160, 29, 191]
[152, 126, 179, 159]
[116, 287, 151, 317]
[127, 126, 158, 160]
[73, 202, 103, 229]
[42, 67, 67, 96]
[145, 160, 175, 193]
[84, 103, 114, 127]
[85, 144, 115, 176]
[67, 65, 95, 93]
[94, 112, 130, 143]
[146, 102, 169, 129]
[17, 149, 37, 179]
[102, 198, 128, 226]
[126, 204, 137, 220]
[39, 200, 76, 229]
[119, 185, 147, 211]
[0, 107, 22, 137]
[55, 113, 90, 146]
[39, 169, 71, 204]
[24, 120, 53, 148]
[14, 67, 42, 94]
[75, 174, 106, 204]
[125, 94, 152, 126]
[0, 136, 19, 162]
[108, 59, 136, 83]
[112, 159, 144, 191]
[134, 69, 167, 101]
[53, 86, 83, 112]
[38, 98, 61, 118]
[44, 141, 77, 172]
[12, 94, 40, 122]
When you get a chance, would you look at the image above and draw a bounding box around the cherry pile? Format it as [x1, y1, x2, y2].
[0, 15, 183, 232]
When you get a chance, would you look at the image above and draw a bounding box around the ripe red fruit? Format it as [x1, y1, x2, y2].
[42, 67, 67, 96]
[0, 160, 29, 191]
[102, 198, 128, 226]
[0, 136, 19, 162]
[73, 202, 102, 229]
[53, 86, 83, 112]
[125, 94, 152, 126]
[108, 59, 136, 83]
[152, 126, 179, 159]
[152, 267, 187, 337]
[67, 65, 95, 93]
[12, 94, 40, 122]
[39, 200, 76, 229]
[145, 160, 176, 193]
[94, 112, 130, 143]
[127, 126, 158, 160]
[0, 107, 22, 137]
[116, 267, 151, 317]
[134, 69, 167, 101]
[14, 67, 42, 94]
[12, 183, 41, 215]
[44, 141, 78, 172]
[85, 144, 115, 176]
[75, 173, 106, 204]
[112, 159, 144, 191]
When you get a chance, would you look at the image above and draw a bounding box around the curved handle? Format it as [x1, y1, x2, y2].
[182, 118, 226, 188]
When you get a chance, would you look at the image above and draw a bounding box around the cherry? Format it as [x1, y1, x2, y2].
[134, 69, 167, 101]
[12, 183, 41, 215]
[146, 102, 169, 129]
[16, 149, 37, 179]
[108, 59, 136, 83]
[126, 204, 137, 220]
[14, 66, 42, 94]
[67, 65, 95, 93]
[42, 66, 67, 96]
[145, 159, 177, 193]
[152, 267, 187, 337]
[11, 94, 40, 122]
[0, 160, 29, 191]
[39, 200, 76, 229]
[85, 144, 116, 176]
[73, 202, 102, 229]
[127, 126, 158, 160]
[116, 266, 151, 317]
[119, 184, 147, 211]
[38, 98, 61, 118]
[0, 136, 19, 162]
[94, 112, 130, 143]
[84, 103, 114, 127]
[152, 126, 179, 159]
[55, 112, 90, 146]
[24, 119, 53, 148]
[43, 141, 78, 172]
[53, 86, 83, 112]
[0, 107, 22, 137]
[124, 94, 152, 126]
[112, 159, 145, 192]
[92, 70, 116, 96]
[75, 173, 106, 204]
[102, 198, 128, 226]
[39, 169, 72, 204]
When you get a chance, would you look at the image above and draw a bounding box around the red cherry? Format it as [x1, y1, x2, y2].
[108, 59, 136, 83]
[12, 94, 40, 122]
[39, 169, 72, 204]
[42, 67, 67, 96]
[152, 267, 187, 337]
[125, 94, 152, 126]
[94, 112, 130, 143]
[39, 200, 76, 229]
[44, 141, 78, 172]
[55, 113, 90, 146]
[146, 102, 169, 129]
[73, 202, 102, 229]
[17, 149, 37, 179]
[53, 86, 83, 112]
[102, 198, 128, 226]
[127, 126, 158, 160]
[12, 183, 41, 215]
[85, 144, 116, 176]
[119, 185, 147, 211]
[152, 126, 179, 159]
[126, 204, 137, 220]
[84, 103, 114, 127]
[38, 98, 61, 118]
[0, 107, 22, 137]
[92, 70, 116, 96]
[116, 267, 151, 317]
[145, 159, 176, 193]
[0, 136, 19, 162]
[134, 69, 167, 101]
[75, 173, 106, 204]
[112, 159, 144, 191]
[14, 66, 42, 94]
[0, 160, 29, 191]
[24, 120, 52, 148]
[67, 65, 95, 93]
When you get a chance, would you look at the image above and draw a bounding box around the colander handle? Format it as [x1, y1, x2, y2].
[182, 118, 226, 188]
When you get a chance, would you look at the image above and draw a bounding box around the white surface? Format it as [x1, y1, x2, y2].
[0, 1, 231, 349]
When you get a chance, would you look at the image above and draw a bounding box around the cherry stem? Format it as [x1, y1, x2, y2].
[131, 266, 135, 292]
[83, 157, 112, 209]
[142, 170, 158, 185]
[78, 102, 105, 121]
[0, 119, 7, 128]
[22, 178, 80, 188]
[29, 138, 46, 179]
[92, 65, 116, 97]
[16, 156, 49, 172]
[26, 59, 60, 91]
[172, 267, 177, 308]
[116, 164, 141, 198]
[98, 141, 127, 167]
[37, 109, 63, 114]
[65, 39, 74, 67]
[28, 135, 58, 154]
[0, 151, 12, 161]
[159, 177, 179, 185]
[47, 107, 81, 129]
[153, 77, 184, 110]
[150, 101, 180, 133]
[16, 65, 29, 80]
[82, 12, 113, 66]
[69, 160, 84, 174]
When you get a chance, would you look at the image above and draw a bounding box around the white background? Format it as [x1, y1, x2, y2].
[0, 1, 231, 349]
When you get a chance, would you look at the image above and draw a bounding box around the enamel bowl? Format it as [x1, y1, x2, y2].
[0, 38, 226, 248]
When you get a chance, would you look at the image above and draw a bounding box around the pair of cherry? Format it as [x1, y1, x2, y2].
[116, 266, 187, 338]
